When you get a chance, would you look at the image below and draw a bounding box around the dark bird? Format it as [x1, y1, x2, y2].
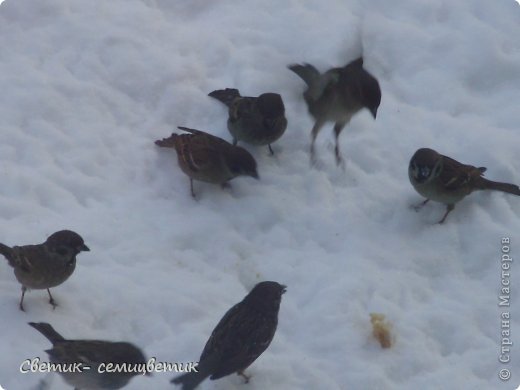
[171, 281, 286, 390]
[208, 88, 288, 155]
[288, 57, 381, 165]
[0, 230, 89, 311]
[409, 148, 520, 223]
[155, 126, 259, 198]
[29, 322, 149, 389]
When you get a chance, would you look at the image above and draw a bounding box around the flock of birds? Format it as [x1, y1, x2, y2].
[156, 57, 519, 223]
[2, 55, 520, 390]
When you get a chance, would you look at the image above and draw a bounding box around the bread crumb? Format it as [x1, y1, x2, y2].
[370, 313, 394, 348]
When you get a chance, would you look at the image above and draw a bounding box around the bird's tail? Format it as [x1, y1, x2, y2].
[478, 178, 520, 195]
[171, 371, 208, 390]
[28, 322, 66, 344]
[155, 133, 179, 148]
[208, 88, 241, 107]
[287, 63, 320, 87]
[0, 243, 15, 266]
[171, 356, 219, 390]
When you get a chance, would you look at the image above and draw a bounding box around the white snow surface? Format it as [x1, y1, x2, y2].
[1, 0, 520, 389]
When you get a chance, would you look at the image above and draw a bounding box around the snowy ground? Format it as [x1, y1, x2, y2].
[1, 0, 519, 389]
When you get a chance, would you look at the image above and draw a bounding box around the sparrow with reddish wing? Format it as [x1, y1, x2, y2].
[155, 127, 259, 198]
[409, 148, 520, 223]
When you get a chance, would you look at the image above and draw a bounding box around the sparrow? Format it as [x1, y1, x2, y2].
[409, 148, 520, 223]
[29, 322, 149, 390]
[208, 88, 288, 155]
[0, 230, 89, 311]
[171, 281, 286, 390]
[288, 57, 381, 165]
[155, 126, 259, 198]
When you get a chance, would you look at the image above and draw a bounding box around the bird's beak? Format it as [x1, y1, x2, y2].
[281, 285, 287, 294]
[80, 244, 90, 252]
[370, 107, 378, 119]
[252, 172, 260, 180]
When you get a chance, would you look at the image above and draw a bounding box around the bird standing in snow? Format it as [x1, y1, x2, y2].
[208, 88, 288, 155]
[288, 57, 381, 165]
[155, 126, 259, 198]
[409, 148, 520, 223]
[171, 281, 286, 390]
[0, 230, 89, 311]
[29, 322, 148, 389]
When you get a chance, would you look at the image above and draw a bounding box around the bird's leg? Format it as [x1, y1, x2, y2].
[310, 119, 325, 166]
[19, 286, 27, 312]
[333, 121, 347, 166]
[237, 370, 251, 384]
[413, 198, 430, 211]
[268, 144, 274, 155]
[190, 179, 196, 199]
[47, 289, 57, 309]
[438, 204, 454, 224]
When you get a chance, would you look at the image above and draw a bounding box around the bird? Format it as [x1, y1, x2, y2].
[171, 281, 286, 390]
[155, 126, 259, 198]
[208, 88, 288, 155]
[409, 148, 520, 223]
[288, 57, 381, 165]
[0, 230, 89, 311]
[28, 322, 149, 390]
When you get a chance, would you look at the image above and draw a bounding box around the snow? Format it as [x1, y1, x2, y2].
[1, 0, 519, 389]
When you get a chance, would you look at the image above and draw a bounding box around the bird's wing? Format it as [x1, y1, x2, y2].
[439, 156, 484, 191]
[210, 312, 276, 379]
[176, 130, 227, 173]
[10, 245, 46, 273]
[229, 97, 255, 123]
[287, 63, 320, 86]
[199, 303, 242, 363]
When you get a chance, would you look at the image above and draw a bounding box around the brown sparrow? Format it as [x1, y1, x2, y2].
[409, 148, 520, 223]
[155, 126, 259, 198]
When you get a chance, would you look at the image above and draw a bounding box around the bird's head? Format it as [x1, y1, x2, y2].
[46, 230, 90, 256]
[409, 148, 442, 183]
[228, 147, 259, 180]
